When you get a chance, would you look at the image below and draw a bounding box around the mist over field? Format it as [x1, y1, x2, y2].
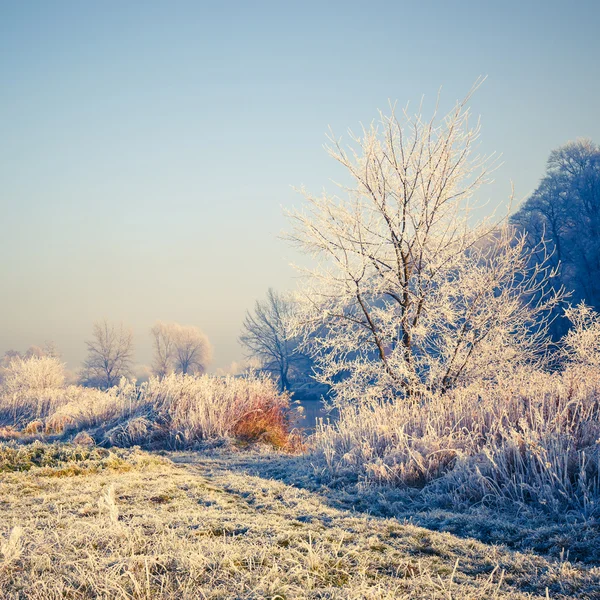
[2, 1, 600, 598]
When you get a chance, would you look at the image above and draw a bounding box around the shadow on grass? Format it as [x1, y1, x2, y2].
[175, 450, 600, 567]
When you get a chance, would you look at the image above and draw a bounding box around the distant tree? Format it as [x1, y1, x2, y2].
[172, 324, 212, 375]
[239, 289, 307, 392]
[150, 322, 176, 377]
[512, 139, 600, 336]
[1, 342, 60, 365]
[150, 322, 212, 376]
[81, 320, 134, 389]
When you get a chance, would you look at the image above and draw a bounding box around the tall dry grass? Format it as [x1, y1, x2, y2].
[311, 366, 600, 519]
[0, 364, 297, 449]
[100, 373, 296, 449]
[310, 304, 600, 520]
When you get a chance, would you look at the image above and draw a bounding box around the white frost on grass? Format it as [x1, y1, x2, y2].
[2, 446, 597, 599]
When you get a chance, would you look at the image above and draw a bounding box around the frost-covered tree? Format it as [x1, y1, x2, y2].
[239, 288, 311, 392]
[150, 322, 176, 377]
[81, 320, 134, 389]
[172, 324, 212, 375]
[150, 322, 212, 376]
[286, 85, 562, 404]
[512, 139, 600, 336]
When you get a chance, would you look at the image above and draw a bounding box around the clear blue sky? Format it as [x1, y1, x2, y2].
[1, 0, 599, 372]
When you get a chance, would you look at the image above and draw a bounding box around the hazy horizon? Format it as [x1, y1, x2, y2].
[2, 0, 599, 372]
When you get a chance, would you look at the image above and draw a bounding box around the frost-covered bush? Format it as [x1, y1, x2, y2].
[1, 369, 296, 449]
[1, 356, 65, 395]
[563, 303, 600, 368]
[310, 307, 600, 520]
[103, 373, 294, 448]
[0, 356, 68, 426]
[43, 381, 138, 435]
[311, 368, 600, 518]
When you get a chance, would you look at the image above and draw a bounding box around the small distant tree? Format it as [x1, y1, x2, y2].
[239, 289, 308, 392]
[150, 322, 212, 376]
[1, 342, 60, 366]
[81, 320, 134, 389]
[173, 324, 212, 375]
[286, 84, 563, 404]
[150, 322, 176, 377]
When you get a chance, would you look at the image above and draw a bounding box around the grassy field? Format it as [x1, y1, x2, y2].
[1, 443, 599, 599]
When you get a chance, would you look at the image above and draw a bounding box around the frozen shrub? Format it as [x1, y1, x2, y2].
[309, 306, 600, 520]
[0, 356, 67, 426]
[104, 416, 157, 447]
[128, 373, 296, 448]
[1, 367, 296, 449]
[23, 420, 44, 434]
[311, 367, 600, 519]
[1, 356, 65, 394]
[72, 431, 95, 446]
[44, 380, 140, 434]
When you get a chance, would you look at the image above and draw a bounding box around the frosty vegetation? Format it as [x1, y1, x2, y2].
[1, 85, 600, 597]
[310, 334, 600, 520]
[4, 447, 599, 599]
[0, 358, 296, 450]
[280, 85, 600, 528]
[287, 83, 562, 403]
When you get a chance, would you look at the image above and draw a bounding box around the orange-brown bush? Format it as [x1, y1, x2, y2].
[233, 395, 297, 449]
[130, 373, 297, 449]
[22, 420, 43, 435]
